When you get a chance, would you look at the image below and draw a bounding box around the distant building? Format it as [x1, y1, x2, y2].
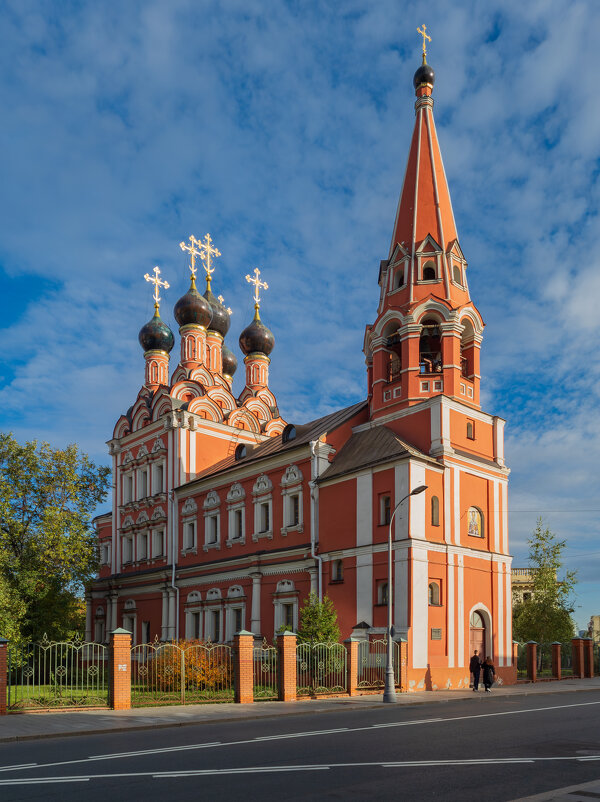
[512, 568, 535, 603]
[588, 615, 600, 643]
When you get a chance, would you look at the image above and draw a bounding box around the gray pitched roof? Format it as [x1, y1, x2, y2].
[186, 399, 368, 487]
[318, 424, 433, 483]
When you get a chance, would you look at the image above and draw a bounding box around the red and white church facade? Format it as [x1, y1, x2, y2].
[88, 52, 515, 689]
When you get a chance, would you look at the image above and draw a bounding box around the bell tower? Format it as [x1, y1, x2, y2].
[366, 42, 483, 420]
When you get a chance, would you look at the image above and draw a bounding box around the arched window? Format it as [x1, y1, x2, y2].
[428, 582, 441, 605]
[470, 611, 484, 628]
[379, 582, 388, 605]
[466, 420, 475, 440]
[423, 261, 436, 281]
[461, 319, 475, 379]
[453, 264, 462, 285]
[419, 319, 442, 374]
[431, 495, 440, 526]
[467, 507, 484, 538]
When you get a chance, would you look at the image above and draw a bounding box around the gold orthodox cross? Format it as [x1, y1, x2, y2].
[198, 233, 221, 286]
[417, 24, 431, 59]
[179, 235, 202, 279]
[245, 267, 268, 308]
[144, 266, 170, 308]
[218, 294, 233, 315]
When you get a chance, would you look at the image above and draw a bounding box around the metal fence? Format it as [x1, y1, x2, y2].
[537, 643, 554, 678]
[7, 635, 108, 710]
[131, 640, 234, 707]
[516, 643, 528, 679]
[595, 645, 600, 676]
[253, 641, 278, 700]
[357, 639, 402, 689]
[560, 642, 574, 677]
[296, 642, 347, 696]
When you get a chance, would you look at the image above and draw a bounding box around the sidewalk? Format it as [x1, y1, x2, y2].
[1, 676, 599, 744]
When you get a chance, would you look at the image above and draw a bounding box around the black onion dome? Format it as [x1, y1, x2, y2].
[413, 62, 435, 90]
[222, 344, 238, 377]
[173, 283, 212, 328]
[139, 309, 175, 353]
[203, 288, 231, 337]
[239, 310, 275, 356]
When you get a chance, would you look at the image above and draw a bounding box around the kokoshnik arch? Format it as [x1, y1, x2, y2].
[88, 41, 515, 690]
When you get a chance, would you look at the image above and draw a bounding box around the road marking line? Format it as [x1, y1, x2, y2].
[2, 698, 599, 777]
[0, 756, 598, 786]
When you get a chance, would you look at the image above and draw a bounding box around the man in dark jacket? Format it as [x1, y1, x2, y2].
[469, 650, 482, 691]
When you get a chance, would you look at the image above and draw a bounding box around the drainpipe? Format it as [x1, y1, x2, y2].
[169, 489, 180, 641]
[309, 440, 323, 601]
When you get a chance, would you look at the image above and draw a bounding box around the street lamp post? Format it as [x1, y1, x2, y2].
[383, 484, 428, 703]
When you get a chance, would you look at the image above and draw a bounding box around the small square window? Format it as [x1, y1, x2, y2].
[393, 386, 402, 398]
[431, 628, 442, 640]
[460, 383, 466, 395]
[467, 387, 474, 398]
[434, 380, 442, 391]
[383, 390, 392, 402]
[421, 381, 430, 392]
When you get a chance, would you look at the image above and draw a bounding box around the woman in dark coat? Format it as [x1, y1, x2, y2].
[482, 656, 495, 693]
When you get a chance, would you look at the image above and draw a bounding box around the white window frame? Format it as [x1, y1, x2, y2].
[252, 475, 273, 542]
[138, 467, 149, 500]
[137, 531, 149, 561]
[203, 490, 221, 551]
[152, 461, 165, 495]
[123, 472, 133, 504]
[273, 580, 298, 633]
[152, 528, 165, 558]
[205, 606, 223, 642]
[122, 613, 136, 645]
[182, 519, 197, 554]
[281, 465, 304, 536]
[225, 604, 246, 641]
[122, 535, 134, 565]
[100, 542, 111, 566]
[226, 482, 246, 547]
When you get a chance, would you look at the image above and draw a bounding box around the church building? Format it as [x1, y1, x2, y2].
[88, 46, 514, 689]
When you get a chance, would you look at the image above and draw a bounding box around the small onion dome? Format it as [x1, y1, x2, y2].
[139, 307, 175, 353]
[413, 61, 435, 91]
[239, 308, 275, 356]
[203, 288, 231, 337]
[222, 344, 238, 378]
[174, 280, 212, 329]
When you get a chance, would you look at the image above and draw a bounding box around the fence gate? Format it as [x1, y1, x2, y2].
[253, 640, 278, 700]
[296, 642, 347, 696]
[357, 639, 402, 689]
[131, 640, 234, 707]
[7, 635, 108, 710]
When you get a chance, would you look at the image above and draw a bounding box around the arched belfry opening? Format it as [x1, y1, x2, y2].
[419, 318, 442, 375]
[460, 318, 475, 379]
[383, 322, 402, 383]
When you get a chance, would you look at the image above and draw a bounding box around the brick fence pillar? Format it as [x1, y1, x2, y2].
[109, 628, 132, 710]
[345, 638, 359, 696]
[551, 642, 561, 680]
[585, 638, 594, 678]
[0, 637, 7, 715]
[234, 631, 255, 704]
[572, 637, 584, 678]
[526, 641, 537, 682]
[512, 641, 519, 669]
[277, 631, 297, 702]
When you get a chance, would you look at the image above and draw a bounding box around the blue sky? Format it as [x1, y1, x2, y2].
[1, 0, 599, 632]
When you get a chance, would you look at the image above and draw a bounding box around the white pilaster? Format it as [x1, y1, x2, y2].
[250, 572, 262, 634]
[161, 591, 168, 641]
[457, 554, 464, 666]
[447, 554, 455, 667]
[394, 464, 409, 540]
[409, 462, 426, 538]
[497, 562, 505, 666]
[356, 472, 373, 546]
[493, 479, 500, 553]
[394, 548, 409, 630]
[453, 467, 461, 545]
[443, 467, 452, 544]
[411, 546, 429, 668]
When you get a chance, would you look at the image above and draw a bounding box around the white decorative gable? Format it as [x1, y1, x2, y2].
[137, 511, 149, 525]
[123, 450, 134, 465]
[253, 474, 273, 497]
[276, 580, 295, 593]
[203, 490, 220, 510]
[181, 498, 198, 516]
[137, 444, 149, 459]
[227, 482, 246, 503]
[151, 506, 166, 521]
[281, 464, 303, 487]
[151, 437, 165, 453]
[206, 588, 221, 600]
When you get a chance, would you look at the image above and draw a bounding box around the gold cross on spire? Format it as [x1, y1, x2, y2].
[218, 294, 233, 315]
[245, 267, 268, 309]
[417, 24, 431, 62]
[179, 235, 202, 285]
[144, 266, 170, 310]
[198, 233, 221, 289]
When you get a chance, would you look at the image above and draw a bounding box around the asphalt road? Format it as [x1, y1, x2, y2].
[1, 690, 600, 801]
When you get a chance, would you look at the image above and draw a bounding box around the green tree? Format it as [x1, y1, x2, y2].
[0, 433, 110, 644]
[512, 519, 576, 644]
[296, 592, 341, 644]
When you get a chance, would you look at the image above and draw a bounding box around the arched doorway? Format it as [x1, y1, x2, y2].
[469, 610, 486, 659]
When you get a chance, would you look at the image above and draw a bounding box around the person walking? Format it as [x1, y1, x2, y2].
[470, 650, 482, 691]
[482, 656, 496, 693]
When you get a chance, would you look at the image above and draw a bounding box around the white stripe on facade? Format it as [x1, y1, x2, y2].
[457, 554, 464, 667]
[493, 480, 500, 553]
[497, 562, 505, 666]
[411, 546, 429, 668]
[453, 467, 461, 546]
[409, 463, 426, 539]
[447, 552, 455, 667]
[443, 467, 452, 545]
[394, 464, 409, 540]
